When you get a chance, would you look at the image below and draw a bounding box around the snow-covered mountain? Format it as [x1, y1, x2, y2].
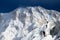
[0, 7, 60, 40]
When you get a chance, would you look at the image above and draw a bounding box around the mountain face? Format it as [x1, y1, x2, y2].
[0, 7, 60, 40]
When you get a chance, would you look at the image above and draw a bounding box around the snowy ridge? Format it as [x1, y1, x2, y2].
[0, 7, 60, 40]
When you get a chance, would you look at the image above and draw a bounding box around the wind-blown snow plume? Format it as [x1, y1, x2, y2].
[0, 7, 60, 40]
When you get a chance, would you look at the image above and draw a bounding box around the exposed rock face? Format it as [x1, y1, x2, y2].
[0, 7, 60, 40]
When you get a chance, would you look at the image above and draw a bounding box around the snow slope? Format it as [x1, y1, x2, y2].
[0, 7, 60, 40]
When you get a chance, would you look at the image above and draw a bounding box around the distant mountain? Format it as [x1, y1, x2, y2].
[0, 7, 60, 40]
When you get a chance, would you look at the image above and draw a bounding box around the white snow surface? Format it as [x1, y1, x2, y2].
[0, 7, 60, 40]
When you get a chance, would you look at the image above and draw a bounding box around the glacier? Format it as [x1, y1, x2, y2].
[0, 7, 60, 40]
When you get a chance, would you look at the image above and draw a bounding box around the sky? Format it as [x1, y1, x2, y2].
[0, 0, 60, 13]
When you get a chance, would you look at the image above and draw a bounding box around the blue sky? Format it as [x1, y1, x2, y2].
[0, 0, 60, 12]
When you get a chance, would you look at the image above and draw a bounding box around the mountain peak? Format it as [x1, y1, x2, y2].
[0, 7, 60, 40]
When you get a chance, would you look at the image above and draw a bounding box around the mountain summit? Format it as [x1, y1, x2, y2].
[0, 7, 60, 40]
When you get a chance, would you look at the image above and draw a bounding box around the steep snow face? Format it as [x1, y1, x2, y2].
[0, 7, 60, 40]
